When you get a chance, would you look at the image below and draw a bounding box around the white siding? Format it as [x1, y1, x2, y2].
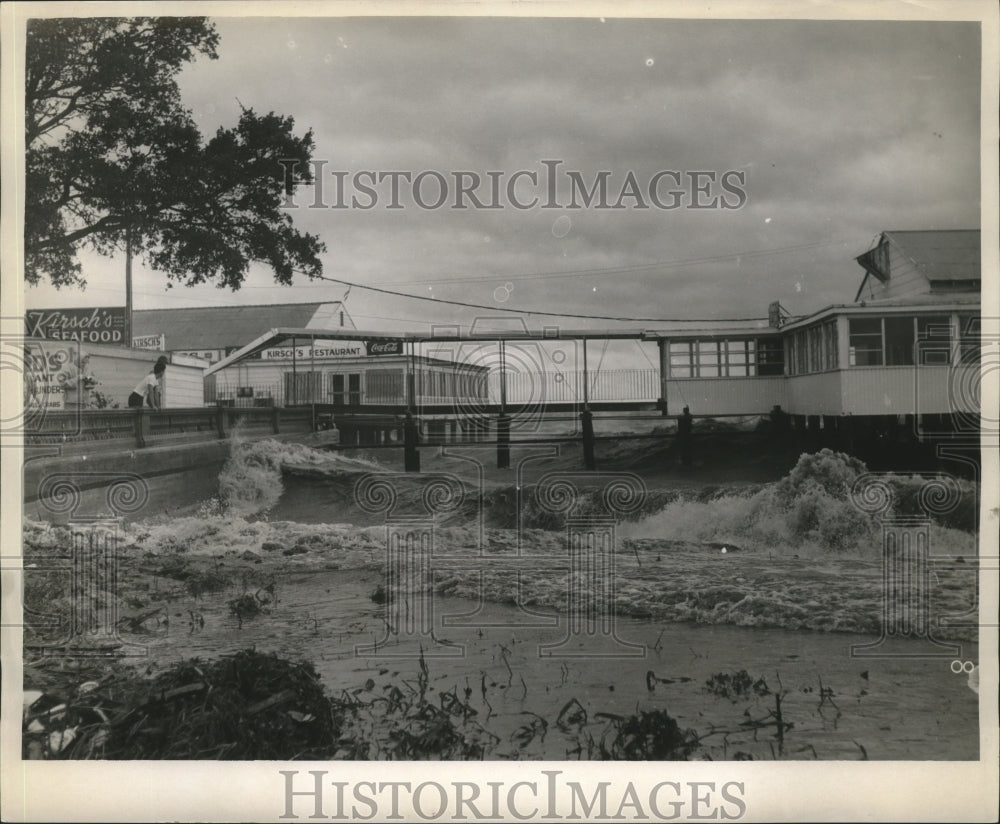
[786, 372, 844, 416]
[162, 365, 206, 408]
[211, 356, 488, 406]
[882, 240, 931, 300]
[840, 366, 963, 415]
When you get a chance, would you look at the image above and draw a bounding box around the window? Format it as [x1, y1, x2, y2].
[785, 323, 837, 374]
[328, 372, 360, 404]
[808, 326, 822, 372]
[725, 340, 750, 377]
[849, 318, 883, 366]
[959, 315, 980, 364]
[330, 373, 345, 404]
[917, 316, 951, 365]
[823, 322, 839, 370]
[697, 341, 720, 377]
[669, 342, 693, 378]
[757, 338, 784, 375]
[884, 317, 915, 366]
[849, 315, 959, 368]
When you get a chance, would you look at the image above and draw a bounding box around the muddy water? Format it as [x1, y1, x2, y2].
[137, 568, 978, 761]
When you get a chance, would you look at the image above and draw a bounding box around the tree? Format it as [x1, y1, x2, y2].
[25, 17, 325, 289]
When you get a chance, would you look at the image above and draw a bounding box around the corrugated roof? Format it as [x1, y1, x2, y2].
[884, 230, 980, 282]
[133, 302, 348, 350]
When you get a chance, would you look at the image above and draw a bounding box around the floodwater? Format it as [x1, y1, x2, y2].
[137, 567, 979, 761]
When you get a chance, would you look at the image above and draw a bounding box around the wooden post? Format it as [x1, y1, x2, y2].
[125, 226, 133, 348]
[496, 412, 511, 469]
[581, 408, 596, 470]
[657, 338, 668, 415]
[404, 411, 420, 472]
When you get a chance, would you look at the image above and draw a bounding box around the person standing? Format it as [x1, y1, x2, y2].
[128, 356, 167, 409]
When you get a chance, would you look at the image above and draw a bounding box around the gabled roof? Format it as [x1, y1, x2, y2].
[884, 230, 980, 282]
[133, 302, 350, 351]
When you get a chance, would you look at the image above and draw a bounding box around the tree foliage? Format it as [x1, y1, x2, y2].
[25, 17, 324, 289]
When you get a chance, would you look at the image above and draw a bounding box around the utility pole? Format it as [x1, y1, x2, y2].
[125, 225, 133, 347]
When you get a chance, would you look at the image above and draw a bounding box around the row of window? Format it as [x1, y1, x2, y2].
[667, 338, 784, 378]
[847, 315, 980, 367]
[666, 315, 979, 379]
[786, 321, 839, 376]
[281, 368, 489, 404]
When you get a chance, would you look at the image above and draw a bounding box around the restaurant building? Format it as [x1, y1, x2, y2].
[132, 301, 489, 408]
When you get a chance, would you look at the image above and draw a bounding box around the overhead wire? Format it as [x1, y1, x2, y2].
[309, 273, 770, 323]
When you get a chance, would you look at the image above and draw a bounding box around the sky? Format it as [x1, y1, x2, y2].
[23, 14, 982, 337]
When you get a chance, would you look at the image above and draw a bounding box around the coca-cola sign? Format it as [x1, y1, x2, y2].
[365, 339, 403, 356]
[25, 307, 126, 343]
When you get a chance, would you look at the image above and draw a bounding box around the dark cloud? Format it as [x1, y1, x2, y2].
[27, 16, 981, 329]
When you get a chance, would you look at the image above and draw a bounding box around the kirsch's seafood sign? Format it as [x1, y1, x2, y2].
[25, 307, 126, 343]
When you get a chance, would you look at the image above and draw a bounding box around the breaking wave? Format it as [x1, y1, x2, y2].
[623, 449, 978, 556]
[217, 438, 385, 517]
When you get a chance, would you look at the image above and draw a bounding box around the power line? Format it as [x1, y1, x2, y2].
[310, 273, 769, 323]
[76, 274, 773, 323]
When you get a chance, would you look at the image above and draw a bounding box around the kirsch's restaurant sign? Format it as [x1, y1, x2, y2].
[25, 307, 127, 343]
[255, 340, 404, 360]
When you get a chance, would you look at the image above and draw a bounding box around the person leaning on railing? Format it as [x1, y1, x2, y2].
[128, 356, 167, 410]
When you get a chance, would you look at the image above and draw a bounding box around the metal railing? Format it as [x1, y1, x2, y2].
[24, 406, 315, 452]
[486, 368, 660, 404]
[206, 368, 662, 409]
[206, 383, 284, 408]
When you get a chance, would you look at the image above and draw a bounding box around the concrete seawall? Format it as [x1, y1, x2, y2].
[23, 430, 339, 524]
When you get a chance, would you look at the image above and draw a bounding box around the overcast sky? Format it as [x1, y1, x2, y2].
[25, 14, 982, 335]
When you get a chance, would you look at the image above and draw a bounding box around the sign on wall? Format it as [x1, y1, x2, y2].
[365, 340, 404, 356]
[25, 307, 127, 343]
[258, 342, 364, 360]
[132, 334, 165, 351]
[174, 349, 223, 362]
